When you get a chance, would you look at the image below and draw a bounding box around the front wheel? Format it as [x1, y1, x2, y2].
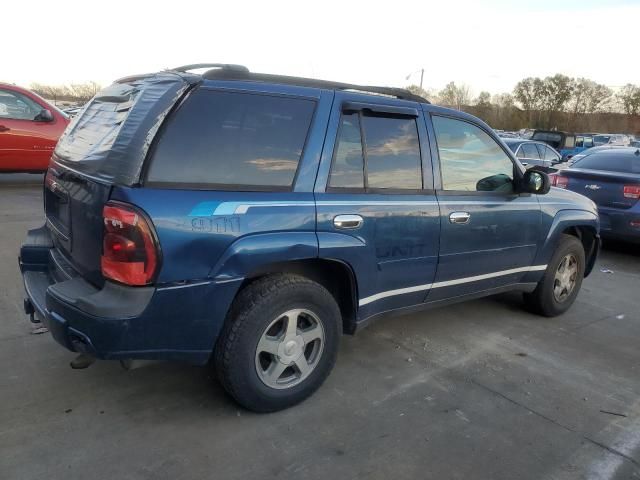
[523, 234, 585, 317]
[214, 274, 341, 412]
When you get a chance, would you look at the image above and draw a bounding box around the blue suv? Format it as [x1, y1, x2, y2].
[20, 64, 600, 411]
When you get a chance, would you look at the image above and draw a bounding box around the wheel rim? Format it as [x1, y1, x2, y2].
[553, 253, 578, 302]
[254, 308, 325, 390]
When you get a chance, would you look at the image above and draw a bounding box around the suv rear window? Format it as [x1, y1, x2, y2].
[146, 89, 316, 189]
[54, 73, 191, 185]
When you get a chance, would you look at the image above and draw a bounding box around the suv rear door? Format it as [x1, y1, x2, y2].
[425, 110, 543, 301]
[315, 92, 440, 317]
[44, 73, 193, 286]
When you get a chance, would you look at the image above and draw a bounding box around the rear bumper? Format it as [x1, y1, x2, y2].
[598, 206, 640, 243]
[20, 226, 241, 364]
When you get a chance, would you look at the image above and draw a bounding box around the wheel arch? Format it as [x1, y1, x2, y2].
[535, 209, 600, 278]
[239, 258, 359, 335]
[560, 225, 599, 277]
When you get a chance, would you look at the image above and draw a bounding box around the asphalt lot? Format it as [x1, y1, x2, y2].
[1, 174, 639, 480]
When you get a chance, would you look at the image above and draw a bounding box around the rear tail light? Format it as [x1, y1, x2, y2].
[630, 219, 640, 228]
[101, 202, 160, 286]
[550, 174, 569, 189]
[623, 185, 640, 199]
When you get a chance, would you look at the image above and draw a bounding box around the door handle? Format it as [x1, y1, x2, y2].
[0, 125, 10, 132]
[449, 211, 470, 224]
[333, 214, 363, 229]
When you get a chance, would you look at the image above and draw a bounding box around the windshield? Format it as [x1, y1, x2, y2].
[593, 135, 611, 145]
[533, 132, 562, 143]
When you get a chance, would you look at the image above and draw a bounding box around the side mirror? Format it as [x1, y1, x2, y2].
[521, 169, 550, 195]
[34, 109, 54, 122]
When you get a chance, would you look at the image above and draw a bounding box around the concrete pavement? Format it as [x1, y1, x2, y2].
[0, 179, 638, 480]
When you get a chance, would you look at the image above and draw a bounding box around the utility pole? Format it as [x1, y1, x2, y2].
[406, 68, 425, 90]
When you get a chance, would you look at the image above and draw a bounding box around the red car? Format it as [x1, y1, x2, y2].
[0, 83, 70, 172]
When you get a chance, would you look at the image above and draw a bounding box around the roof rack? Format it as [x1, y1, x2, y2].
[172, 63, 250, 74]
[170, 63, 429, 103]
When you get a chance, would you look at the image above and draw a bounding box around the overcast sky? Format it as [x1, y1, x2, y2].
[3, 0, 638, 96]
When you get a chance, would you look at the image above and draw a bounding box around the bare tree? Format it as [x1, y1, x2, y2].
[438, 82, 470, 110]
[29, 82, 102, 104]
[617, 84, 640, 116]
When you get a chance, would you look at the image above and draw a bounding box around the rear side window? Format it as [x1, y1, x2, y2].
[362, 116, 422, 189]
[328, 113, 365, 188]
[521, 143, 540, 159]
[328, 112, 422, 191]
[540, 145, 560, 162]
[146, 89, 315, 189]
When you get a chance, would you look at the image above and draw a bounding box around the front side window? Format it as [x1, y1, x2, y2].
[0, 89, 42, 120]
[147, 89, 315, 189]
[432, 115, 515, 193]
[329, 112, 422, 191]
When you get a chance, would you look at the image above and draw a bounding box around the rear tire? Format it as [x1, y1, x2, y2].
[524, 234, 585, 317]
[214, 274, 341, 412]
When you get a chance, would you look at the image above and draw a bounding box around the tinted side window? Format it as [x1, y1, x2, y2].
[329, 113, 364, 188]
[432, 115, 514, 193]
[147, 89, 315, 188]
[328, 112, 422, 191]
[521, 143, 541, 159]
[362, 116, 422, 190]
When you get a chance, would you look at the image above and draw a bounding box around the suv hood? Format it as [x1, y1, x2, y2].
[547, 186, 598, 215]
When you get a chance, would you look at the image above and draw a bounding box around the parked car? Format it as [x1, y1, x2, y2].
[575, 134, 594, 150]
[551, 147, 640, 243]
[593, 134, 629, 147]
[531, 130, 582, 160]
[630, 140, 640, 148]
[62, 105, 85, 118]
[0, 83, 69, 172]
[502, 138, 562, 168]
[518, 128, 535, 139]
[568, 145, 626, 164]
[19, 64, 600, 412]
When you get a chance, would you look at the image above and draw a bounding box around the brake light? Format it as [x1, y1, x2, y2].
[623, 185, 640, 199]
[101, 202, 160, 286]
[550, 174, 569, 189]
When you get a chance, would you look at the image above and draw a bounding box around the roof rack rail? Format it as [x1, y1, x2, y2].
[171, 63, 250, 74]
[195, 65, 428, 103]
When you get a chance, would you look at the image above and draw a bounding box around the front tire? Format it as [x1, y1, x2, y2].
[214, 274, 341, 412]
[524, 234, 585, 317]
